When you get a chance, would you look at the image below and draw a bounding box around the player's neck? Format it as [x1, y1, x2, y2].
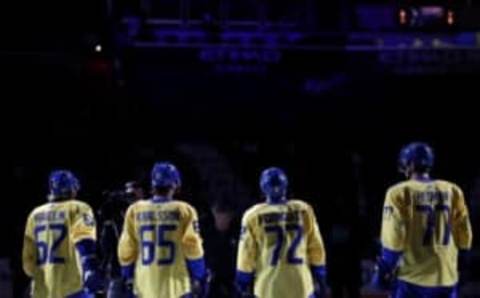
[266, 197, 287, 204]
[48, 195, 73, 202]
[410, 173, 431, 182]
[152, 195, 172, 202]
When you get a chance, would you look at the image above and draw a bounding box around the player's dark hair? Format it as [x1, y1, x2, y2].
[49, 192, 74, 202]
[152, 186, 173, 196]
[412, 164, 430, 175]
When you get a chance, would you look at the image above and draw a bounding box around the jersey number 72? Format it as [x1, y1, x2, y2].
[265, 224, 303, 266]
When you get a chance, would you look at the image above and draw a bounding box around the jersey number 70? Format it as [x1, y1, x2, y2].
[416, 204, 451, 246]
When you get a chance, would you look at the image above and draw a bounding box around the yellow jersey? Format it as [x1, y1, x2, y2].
[381, 179, 473, 287]
[236, 200, 326, 298]
[118, 199, 204, 298]
[22, 199, 96, 298]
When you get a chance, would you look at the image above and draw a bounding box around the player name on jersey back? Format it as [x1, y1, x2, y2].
[136, 210, 180, 222]
[413, 190, 449, 204]
[34, 210, 66, 222]
[258, 210, 302, 225]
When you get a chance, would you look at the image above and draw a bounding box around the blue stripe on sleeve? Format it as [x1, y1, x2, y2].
[121, 265, 135, 280]
[381, 247, 403, 270]
[186, 257, 207, 281]
[311, 265, 327, 280]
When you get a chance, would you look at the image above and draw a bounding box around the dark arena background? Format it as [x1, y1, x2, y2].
[2, 0, 480, 297]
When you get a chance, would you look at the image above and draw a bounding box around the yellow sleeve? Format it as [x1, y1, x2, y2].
[181, 205, 204, 260]
[452, 186, 472, 250]
[380, 188, 408, 251]
[71, 203, 97, 243]
[236, 212, 257, 273]
[305, 206, 326, 266]
[22, 213, 36, 277]
[118, 205, 139, 266]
